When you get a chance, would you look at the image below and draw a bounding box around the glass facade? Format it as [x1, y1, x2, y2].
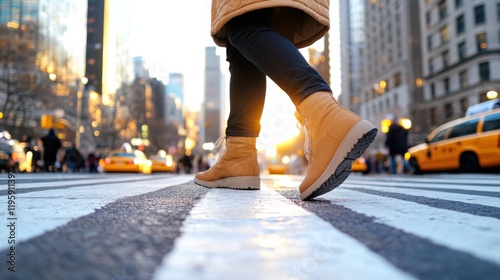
[0, 0, 86, 85]
[0, 0, 87, 140]
[0, 0, 38, 25]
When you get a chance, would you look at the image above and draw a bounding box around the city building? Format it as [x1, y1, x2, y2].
[166, 73, 185, 125]
[202, 46, 225, 145]
[417, 0, 500, 138]
[309, 33, 331, 86]
[0, 0, 87, 140]
[85, 0, 135, 149]
[339, 0, 365, 115]
[340, 0, 423, 145]
[133, 56, 150, 81]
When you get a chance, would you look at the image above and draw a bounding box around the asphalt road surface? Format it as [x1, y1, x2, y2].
[1, 172, 499, 280]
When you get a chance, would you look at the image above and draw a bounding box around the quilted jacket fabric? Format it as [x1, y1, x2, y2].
[211, 0, 329, 48]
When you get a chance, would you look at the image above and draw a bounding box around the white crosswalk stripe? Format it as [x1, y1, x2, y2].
[0, 174, 194, 249]
[324, 186, 500, 266]
[152, 186, 416, 280]
[342, 182, 500, 207]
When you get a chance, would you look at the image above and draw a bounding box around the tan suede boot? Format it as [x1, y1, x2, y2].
[194, 136, 260, 189]
[295, 91, 377, 200]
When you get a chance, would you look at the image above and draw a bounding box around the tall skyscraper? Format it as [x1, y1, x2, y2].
[166, 73, 185, 124]
[86, 0, 133, 106]
[202, 46, 225, 145]
[340, 0, 423, 144]
[340, 0, 365, 115]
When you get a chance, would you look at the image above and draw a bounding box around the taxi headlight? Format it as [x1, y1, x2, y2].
[404, 152, 411, 161]
[166, 156, 173, 167]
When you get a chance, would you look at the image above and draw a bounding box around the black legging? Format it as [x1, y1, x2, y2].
[225, 9, 331, 137]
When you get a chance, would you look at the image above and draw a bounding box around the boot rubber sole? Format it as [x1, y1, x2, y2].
[301, 120, 378, 201]
[194, 176, 261, 190]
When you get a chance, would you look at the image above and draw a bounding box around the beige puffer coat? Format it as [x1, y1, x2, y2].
[211, 0, 329, 48]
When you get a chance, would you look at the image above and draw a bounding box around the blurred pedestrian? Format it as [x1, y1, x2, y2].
[31, 145, 42, 173]
[180, 152, 193, 174]
[40, 128, 62, 172]
[385, 118, 409, 174]
[194, 1, 377, 200]
[87, 152, 98, 173]
[63, 142, 85, 173]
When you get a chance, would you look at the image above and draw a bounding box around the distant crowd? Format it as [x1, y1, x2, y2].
[20, 128, 100, 173]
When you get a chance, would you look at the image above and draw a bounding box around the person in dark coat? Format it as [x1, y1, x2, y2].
[63, 142, 85, 173]
[40, 128, 62, 172]
[385, 121, 408, 174]
[87, 152, 98, 173]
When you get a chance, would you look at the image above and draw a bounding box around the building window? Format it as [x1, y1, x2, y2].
[440, 26, 449, 43]
[455, 0, 463, 9]
[456, 15, 465, 34]
[439, 0, 447, 20]
[474, 5, 485, 25]
[498, 3, 500, 22]
[430, 83, 436, 99]
[443, 78, 450, 94]
[429, 58, 434, 74]
[479, 62, 490, 81]
[458, 44, 468, 64]
[394, 93, 399, 106]
[476, 33, 487, 52]
[459, 70, 468, 88]
[393, 72, 401, 87]
[427, 35, 433, 51]
[430, 108, 437, 126]
[460, 98, 468, 115]
[442, 51, 449, 67]
[445, 103, 453, 119]
[426, 11, 431, 26]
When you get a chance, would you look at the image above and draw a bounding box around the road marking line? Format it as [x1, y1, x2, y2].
[0, 175, 193, 249]
[153, 185, 415, 280]
[324, 188, 500, 266]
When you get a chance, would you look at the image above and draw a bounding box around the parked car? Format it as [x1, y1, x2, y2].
[0, 139, 31, 173]
[408, 108, 500, 174]
[149, 150, 176, 173]
[99, 149, 152, 174]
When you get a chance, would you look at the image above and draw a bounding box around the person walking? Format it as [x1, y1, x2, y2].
[195, 1, 378, 200]
[40, 128, 62, 172]
[385, 119, 409, 174]
[62, 142, 85, 173]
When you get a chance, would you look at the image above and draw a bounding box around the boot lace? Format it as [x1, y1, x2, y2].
[294, 110, 312, 161]
[212, 136, 228, 164]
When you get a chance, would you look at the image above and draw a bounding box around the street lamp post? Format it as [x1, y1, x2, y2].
[76, 77, 88, 150]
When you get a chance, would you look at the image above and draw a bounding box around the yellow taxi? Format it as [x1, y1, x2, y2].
[99, 149, 152, 174]
[408, 108, 500, 174]
[267, 163, 287, 174]
[149, 150, 176, 173]
[351, 157, 368, 173]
